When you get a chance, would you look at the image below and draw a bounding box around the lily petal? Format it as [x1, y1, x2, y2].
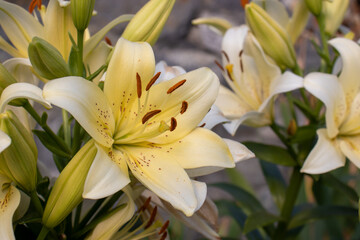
[43, 77, 115, 147]
[123, 145, 197, 216]
[147, 67, 220, 144]
[301, 129, 345, 174]
[0, 1, 43, 57]
[154, 60, 186, 83]
[339, 91, 360, 135]
[86, 187, 135, 240]
[104, 38, 155, 120]
[199, 105, 228, 130]
[223, 138, 255, 163]
[192, 180, 207, 212]
[0, 83, 51, 112]
[0, 130, 11, 153]
[339, 136, 360, 168]
[304, 72, 345, 138]
[329, 38, 360, 106]
[0, 174, 20, 240]
[3, 58, 38, 85]
[83, 145, 130, 199]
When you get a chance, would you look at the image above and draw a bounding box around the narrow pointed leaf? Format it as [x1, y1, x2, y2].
[243, 211, 281, 234]
[322, 173, 358, 202]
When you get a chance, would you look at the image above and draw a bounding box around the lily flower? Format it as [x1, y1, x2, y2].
[0, 174, 21, 240]
[215, 25, 303, 135]
[302, 38, 360, 174]
[41, 38, 244, 216]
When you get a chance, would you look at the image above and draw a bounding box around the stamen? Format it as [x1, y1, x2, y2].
[214, 60, 225, 72]
[169, 117, 177, 131]
[105, 37, 112, 46]
[29, 0, 41, 13]
[160, 232, 168, 240]
[136, 73, 142, 98]
[145, 206, 158, 229]
[200, 123, 206, 127]
[180, 101, 188, 114]
[225, 64, 234, 81]
[146, 72, 161, 91]
[142, 110, 161, 124]
[239, 50, 244, 73]
[221, 50, 230, 62]
[158, 220, 170, 235]
[139, 197, 151, 212]
[167, 79, 186, 94]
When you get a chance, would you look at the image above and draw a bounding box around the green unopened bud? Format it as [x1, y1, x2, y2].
[0, 64, 16, 94]
[323, 0, 349, 36]
[305, 0, 322, 16]
[245, 2, 297, 69]
[71, 0, 95, 31]
[122, 0, 175, 45]
[28, 37, 71, 80]
[0, 110, 37, 192]
[43, 140, 96, 228]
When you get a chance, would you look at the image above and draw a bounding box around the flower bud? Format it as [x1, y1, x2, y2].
[304, 0, 322, 16]
[0, 63, 16, 94]
[0, 110, 37, 192]
[122, 0, 175, 45]
[323, 0, 349, 36]
[71, 0, 95, 31]
[28, 37, 71, 80]
[43, 140, 97, 228]
[245, 2, 297, 69]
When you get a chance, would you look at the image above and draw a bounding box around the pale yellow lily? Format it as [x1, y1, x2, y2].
[302, 38, 360, 174]
[40, 38, 242, 216]
[215, 25, 303, 135]
[0, 174, 20, 240]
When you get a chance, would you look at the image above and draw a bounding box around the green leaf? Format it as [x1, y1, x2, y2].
[260, 161, 286, 210]
[226, 168, 256, 195]
[290, 125, 317, 144]
[33, 130, 71, 158]
[212, 183, 265, 214]
[288, 205, 358, 229]
[322, 173, 358, 202]
[244, 211, 282, 234]
[243, 142, 297, 166]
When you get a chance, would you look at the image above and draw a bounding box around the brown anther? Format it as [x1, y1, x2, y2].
[142, 110, 161, 124]
[214, 60, 225, 72]
[240, 0, 250, 8]
[240, 59, 244, 73]
[167, 79, 186, 94]
[158, 220, 170, 235]
[136, 73, 142, 98]
[29, 0, 41, 13]
[221, 50, 230, 62]
[169, 117, 177, 131]
[200, 123, 206, 128]
[146, 72, 161, 91]
[145, 206, 158, 229]
[239, 50, 244, 57]
[160, 231, 168, 240]
[104, 37, 112, 46]
[139, 197, 151, 212]
[226, 69, 234, 81]
[180, 101, 188, 114]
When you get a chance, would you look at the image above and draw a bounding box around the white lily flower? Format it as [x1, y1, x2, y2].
[302, 38, 360, 174]
[215, 25, 303, 135]
[41, 38, 243, 216]
[0, 174, 20, 240]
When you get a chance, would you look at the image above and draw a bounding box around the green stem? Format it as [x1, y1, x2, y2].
[317, 14, 331, 73]
[72, 121, 82, 153]
[62, 109, 71, 147]
[24, 102, 71, 155]
[76, 30, 85, 77]
[273, 168, 303, 239]
[30, 190, 44, 215]
[270, 123, 297, 160]
[36, 226, 50, 240]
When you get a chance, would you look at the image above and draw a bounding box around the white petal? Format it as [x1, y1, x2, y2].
[83, 145, 130, 199]
[0, 130, 11, 153]
[3, 58, 38, 85]
[87, 187, 135, 240]
[222, 138, 255, 163]
[43, 77, 115, 147]
[199, 105, 228, 129]
[339, 91, 360, 135]
[124, 145, 197, 216]
[0, 83, 51, 112]
[154, 61, 186, 83]
[329, 38, 360, 105]
[192, 180, 207, 212]
[304, 72, 345, 138]
[301, 129, 345, 174]
[339, 136, 360, 169]
[0, 174, 20, 240]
